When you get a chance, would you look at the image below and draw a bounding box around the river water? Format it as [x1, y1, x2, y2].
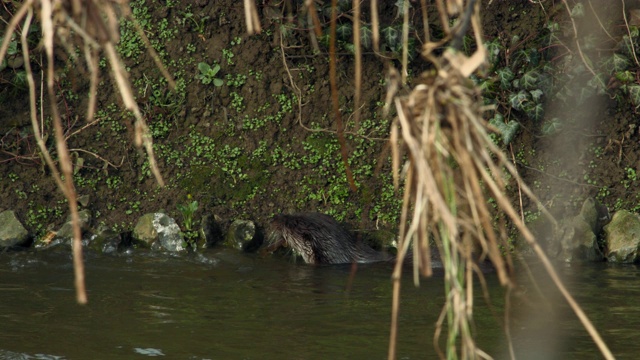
[0, 248, 638, 359]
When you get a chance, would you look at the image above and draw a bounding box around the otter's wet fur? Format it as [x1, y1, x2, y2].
[268, 212, 391, 264]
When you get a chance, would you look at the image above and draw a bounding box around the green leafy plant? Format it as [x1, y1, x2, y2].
[177, 197, 198, 231]
[222, 48, 234, 65]
[489, 113, 520, 145]
[196, 62, 223, 86]
[182, 12, 209, 34]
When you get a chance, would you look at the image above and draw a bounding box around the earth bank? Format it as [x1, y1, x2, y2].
[1, 1, 640, 260]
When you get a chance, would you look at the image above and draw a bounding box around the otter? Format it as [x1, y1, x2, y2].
[266, 213, 493, 272]
[267, 212, 391, 264]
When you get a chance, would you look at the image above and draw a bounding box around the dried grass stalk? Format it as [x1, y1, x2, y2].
[386, 1, 614, 359]
[1, 0, 176, 304]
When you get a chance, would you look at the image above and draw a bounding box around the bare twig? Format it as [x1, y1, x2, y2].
[622, 0, 640, 68]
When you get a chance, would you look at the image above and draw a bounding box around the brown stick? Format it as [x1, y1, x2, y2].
[329, 0, 358, 193]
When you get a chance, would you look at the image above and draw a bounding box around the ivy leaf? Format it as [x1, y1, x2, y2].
[336, 23, 352, 41]
[577, 86, 595, 105]
[615, 70, 634, 83]
[394, 0, 412, 19]
[520, 69, 540, 90]
[587, 74, 607, 95]
[360, 26, 372, 49]
[541, 118, 563, 136]
[343, 42, 355, 54]
[489, 114, 520, 145]
[608, 53, 630, 73]
[509, 90, 529, 111]
[496, 67, 514, 89]
[337, 0, 351, 12]
[628, 84, 640, 107]
[7, 39, 18, 56]
[382, 26, 400, 49]
[571, 3, 585, 18]
[524, 102, 544, 121]
[529, 89, 544, 103]
[501, 121, 520, 145]
[484, 40, 503, 67]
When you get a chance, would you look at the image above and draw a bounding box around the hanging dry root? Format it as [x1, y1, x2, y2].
[386, 1, 613, 359]
[0, 0, 175, 304]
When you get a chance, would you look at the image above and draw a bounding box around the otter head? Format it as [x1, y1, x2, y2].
[268, 213, 357, 264]
[268, 214, 317, 263]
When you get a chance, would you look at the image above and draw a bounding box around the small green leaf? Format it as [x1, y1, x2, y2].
[213, 78, 224, 87]
[529, 89, 544, 103]
[489, 114, 520, 145]
[210, 64, 221, 76]
[577, 86, 595, 105]
[360, 26, 372, 49]
[628, 85, 640, 107]
[485, 40, 503, 66]
[615, 70, 634, 83]
[571, 3, 585, 18]
[336, 23, 352, 41]
[509, 90, 529, 111]
[609, 53, 630, 73]
[382, 26, 400, 48]
[7, 39, 18, 56]
[541, 118, 562, 135]
[501, 121, 520, 145]
[496, 67, 514, 89]
[198, 62, 211, 74]
[520, 69, 540, 90]
[524, 102, 544, 121]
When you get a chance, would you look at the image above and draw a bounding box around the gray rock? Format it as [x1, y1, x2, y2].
[89, 227, 121, 254]
[225, 219, 261, 251]
[33, 209, 93, 250]
[55, 209, 92, 240]
[579, 198, 599, 233]
[553, 215, 603, 262]
[0, 210, 29, 248]
[546, 198, 607, 262]
[133, 213, 185, 252]
[604, 210, 640, 263]
[132, 213, 157, 247]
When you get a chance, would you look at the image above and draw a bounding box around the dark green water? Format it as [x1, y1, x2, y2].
[0, 249, 638, 359]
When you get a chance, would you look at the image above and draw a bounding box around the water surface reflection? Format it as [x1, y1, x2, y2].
[0, 250, 638, 359]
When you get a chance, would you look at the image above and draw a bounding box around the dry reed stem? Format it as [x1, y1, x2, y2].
[370, 0, 380, 53]
[385, 0, 614, 358]
[244, 0, 262, 35]
[352, 0, 362, 131]
[0, 0, 184, 303]
[329, 0, 358, 193]
[622, 0, 640, 68]
[401, 0, 410, 84]
[560, 0, 598, 79]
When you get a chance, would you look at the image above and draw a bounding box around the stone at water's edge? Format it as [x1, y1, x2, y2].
[89, 226, 122, 254]
[225, 219, 262, 252]
[0, 210, 29, 248]
[133, 212, 186, 252]
[549, 198, 605, 262]
[54, 209, 92, 241]
[580, 197, 599, 234]
[554, 216, 604, 262]
[604, 210, 640, 263]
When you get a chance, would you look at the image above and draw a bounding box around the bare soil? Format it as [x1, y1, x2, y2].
[0, 1, 637, 240]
